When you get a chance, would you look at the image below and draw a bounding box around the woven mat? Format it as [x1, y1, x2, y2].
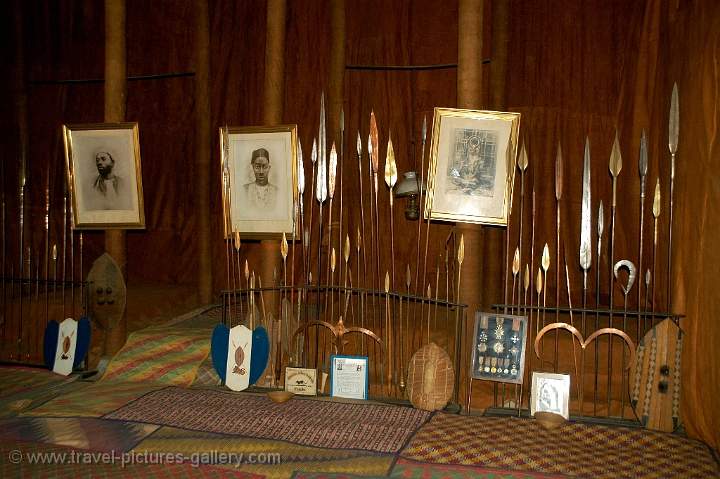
[100, 328, 210, 386]
[105, 387, 431, 453]
[390, 458, 569, 478]
[401, 413, 720, 479]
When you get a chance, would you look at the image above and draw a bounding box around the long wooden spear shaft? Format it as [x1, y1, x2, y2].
[307, 139, 317, 283]
[316, 123, 328, 367]
[511, 247, 519, 314]
[61, 179, 67, 321]
[594, 200, 604, 416]
[370, 113, 380, 299]
[356, 132, 367, 294]
[540, 243, 549, 364]
[296, 139, 305, 360]
[555, 142, 563, 328]
[652, 179, 661, 312]
[326, 143, 338, 311]
[338, 110, 344, 292]
[279, 233, 288, 381]
[614, 259, 636, 418]
[517, 142, 528, 307]
[580, 139, 592, 334]
[383, 271, 390, 396]
[44, 173, 50, 329]
[385, 134, 397, 289]
[608, 133, 622, 317]
[18, 160, 26, 359]
[667, 83, 679, 313]
[1, 158, 5, 343]
[52, 245, 57, 316]
[453, 235, 465, 405]
[415, 116, 427, 294]
[234, 233, 241, 324]
[638, 131, 648, 313]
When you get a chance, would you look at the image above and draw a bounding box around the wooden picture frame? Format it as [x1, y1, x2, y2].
[470, 312, 528, 384]
[426, 108, 520, 226]
[530, 371, 571, 420]
[329, 355, 369, 400]
[63, 122, 145, 229]
[220, 125, 297, 239]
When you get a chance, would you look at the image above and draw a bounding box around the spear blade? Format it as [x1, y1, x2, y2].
[512, 247, 520, 275]
[536, 268, 543, 294]
[580, 140, 592, 270]
[653, 178, 661, 218]
[518, 141, 528, 171]
[541, 243, 550, 272]
[524, 264, 529, 291]
[281, 232, 288, 260]
[319, 93, 326, 169]
[331, 248, 336, 273]
[458, 235, 465, 266]
[639, 130, 648, 181]
[316, 143, 327, 203]
[598, 200, 604, 238]
[234, 231, 241, 251]
[311, 138, 317, 164]
[669, 83, 679, 155]
[297, 138, 305, 195]
[384, 134, 397, 188]
[609, 133, 622, 178]
[370, 112, 379, 174]
[328, 143, 337, 199]
[356, 131, 362, 158]
[344, 234, 350, 263]
[555, 142, 563, 201]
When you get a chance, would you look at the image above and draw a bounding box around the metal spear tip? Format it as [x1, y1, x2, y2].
[598, 200, 604, 237]
[234, 232, 242, 251]
[244, 260, 249, 279]
[645, 269, 651, 286]
[457, 234, 465, 265]
[518, 141, 528, 171]
[555, 141, 564, 200]
[613, 259, 636, 295]
[356, 227, 361, 250]
[52, 244, 57, 260]
[536, 268, 543, 294]
[331, 248, 336, 272]
[384, 271, 390, 292]
[340, 108, 345, 132]
[639, 130, 648, 177]
[304, 227, 310, 247]
[524, 264, 530, 290]
[669, 82, 679, 154]
[311, 138, 318, 164]
[609, 132, 622, 177]
[281, 232, 288, 260]
[406, 264, 411, 287]
[344, 234, 350, 262]
[653, 178, 661, 218]
[356, 131, 362, 157]
[422, 115, 427, 142]
[297, 139, 305, 194]
[328, 143, 338, 199]
[370, 111, 379, 173]
[512, 247, 520, 275]
[384, 134, 397, 188]
[541, 243, 550, 272]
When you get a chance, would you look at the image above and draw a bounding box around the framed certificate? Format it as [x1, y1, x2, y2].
[285, 367, 317, 396]
[330, 355, 368, 400]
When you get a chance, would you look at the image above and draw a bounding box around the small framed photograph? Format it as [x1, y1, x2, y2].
[470, 312, 528, 384]
[530, 372, 571, 420]
[285, 367, 317, 396]
[330, 355, 368, 400]
[63, 122, 145, 229]
[426, 108, 520, 226]
[220, 125, 297, 238]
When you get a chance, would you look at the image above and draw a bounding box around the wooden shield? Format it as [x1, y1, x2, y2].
[87, 253, 127, 330]
[629, 319, 683, 432]
[407, 342, 455, 411]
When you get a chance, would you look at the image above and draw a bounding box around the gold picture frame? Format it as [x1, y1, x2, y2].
[63, 122, 145, 229]
[426, 108, 521, 226]
[220, 125, 298, 239]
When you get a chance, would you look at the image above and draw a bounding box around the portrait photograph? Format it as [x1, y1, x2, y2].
[63, 122, 145, 229]
[426, 108, 521, 226]
[221, 125, 297, 238]
[530, 372, 571, 419]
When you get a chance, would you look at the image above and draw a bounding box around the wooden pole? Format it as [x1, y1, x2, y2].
[104, 0, 127, 356]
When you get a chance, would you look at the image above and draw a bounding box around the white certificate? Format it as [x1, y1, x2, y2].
[330, 355, 368, 400]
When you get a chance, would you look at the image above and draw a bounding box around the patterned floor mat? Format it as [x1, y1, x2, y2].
[400, 413, 720, 479]
[105, 387, 431, 453]
[390, 458, 570, 478]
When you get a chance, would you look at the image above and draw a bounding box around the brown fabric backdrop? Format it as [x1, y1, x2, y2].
[1, 0, 717, 452]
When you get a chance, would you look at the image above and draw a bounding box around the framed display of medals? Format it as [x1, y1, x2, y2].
[285, 367, 317, 396]
[470, 312, 528, 384]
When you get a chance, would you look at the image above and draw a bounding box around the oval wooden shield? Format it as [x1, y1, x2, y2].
[407, 342, 455, 411]
[629, 319, 683, 432]
[87, 253, 127, 330]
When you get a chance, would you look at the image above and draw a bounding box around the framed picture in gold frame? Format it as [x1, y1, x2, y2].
[62, 122, 145, 229]
[425, 108, 520, 226]
[220, 125, 297, 239]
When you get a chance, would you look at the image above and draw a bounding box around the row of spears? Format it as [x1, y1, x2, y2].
[0, 158, 87, 363]
[220, 94, 467, 399]
[486, 84, 681, 417]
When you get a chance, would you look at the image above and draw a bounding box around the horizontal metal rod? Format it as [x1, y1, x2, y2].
[28, 71, 195, 85]
[490, 303, 683, 320]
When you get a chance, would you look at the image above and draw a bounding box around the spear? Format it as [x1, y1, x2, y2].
[535, 267, 543, 335]
[18, 158, 26, 359]
[384, 271, 390, 396]
[234, 233, 241, 324]
[523, 264, 529, 312]
[555, 142, 563, 327]
[52, 245, 57, 316]
[44, 173, 50, 329]
[644, 269, 651, 316]
[667, 83, 679, 313]
[540, 243, 549, 363]
[426, 283, 432, 345]
[308, 139, 318, 284]
[434, 263, 440, 333]
[405, 264, 411, 364]
[638, 131, 648, 314]
[614, 259, 636, 417]
[279, 233, 288, 378]
[608, 133, 622, 318]
[651, 178, 661, 313]
[580, 138, 592, 334]
[370, 112, 380, 297]
[517, 142, 528, 308]
[0, 158, 4, 344]
[453, 235, 465, 404]
[366, 133, 376, 336]
[594, 200, 604, 416]
[326, 143, 338, 311]
[357, 228, 363, 352]
[297, 138, 305, 349]
[385, 134, 398, 289]
[343, 234, 350, 317]
[315, 126, 328, 367]
[415, 116, 427, 293]
[338, 110, 345, 291]
[356, 132, 367, 292]
[61, 177, 67, 321]
[244, 260, 250, 325]
[221, 127, 233, 323]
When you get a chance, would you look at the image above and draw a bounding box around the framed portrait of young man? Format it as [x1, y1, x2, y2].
[220, 125, 297, 238]
[62, 122, 145, 229]
[425, 108, 521, 226]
